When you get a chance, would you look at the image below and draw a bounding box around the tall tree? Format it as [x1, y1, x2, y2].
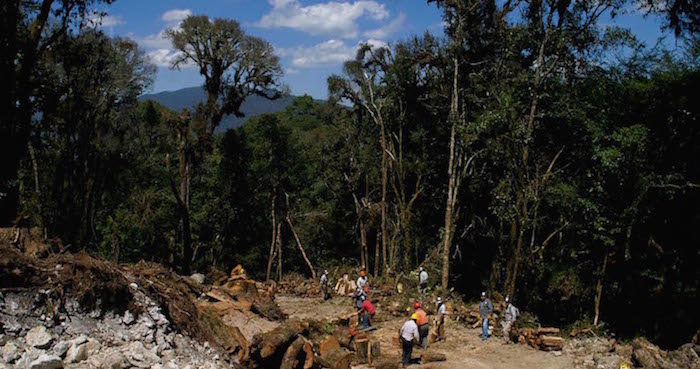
[166, 15, 281, 273]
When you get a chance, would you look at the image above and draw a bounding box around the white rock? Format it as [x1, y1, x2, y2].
[100, 351, 127, 369]
[64, 342, 88, 363]
[2, 342, 21, 363]
[122, 310, 135, 325]
[129, 283, 139, 290]
[26, 326, 54, 349]
[189, 273, 205, 285]
[29, 353, 63, 369]
[53, 341, 70, 358]
[72, 335, 88, 346]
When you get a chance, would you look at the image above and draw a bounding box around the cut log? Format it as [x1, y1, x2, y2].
[231, 325, 250, 362]
[280, 336, 305, 369]
[536, 327, 561, 335]
[251, 320, 309, 359]
[320, 336, 341, 355]
[302, 341, 314, 369]
[540, 335, 565, 351]
[317, 347, 353, 369]
[331, 326, 353, 348]
[374, 358, 402, 369]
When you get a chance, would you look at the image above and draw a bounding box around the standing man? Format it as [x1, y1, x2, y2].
[479, 292, 493, 341]
[418, 267, 428, 294]
[399, 313, 420, 367]
[359, 295, 376, 329]
[320, 270, 330, 301]
[414, 302, 429, 349]
[435, 297, 447, 341]
[357, 269, 368, 291]
[502, 296, 519, 343]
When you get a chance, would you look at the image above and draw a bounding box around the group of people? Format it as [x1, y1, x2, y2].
[320, 268, 520, 367]
[398, 298, 447, 365]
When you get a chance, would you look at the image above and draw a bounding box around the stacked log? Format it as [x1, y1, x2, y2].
[334, 274, 357, 296]
[518, 327, 565, 351]
[202, 265, 287, 321]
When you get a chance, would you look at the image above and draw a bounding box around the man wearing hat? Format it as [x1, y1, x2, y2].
[435, 297, 447, 341]
[502, 296, 519, 343]
[479, 292, 493, 340]
[399, 313, 420, 366]
[320, 270, 330, 301]
[414, 302, 429, 348]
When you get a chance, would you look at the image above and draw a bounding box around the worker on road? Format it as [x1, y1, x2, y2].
[357, 269, 368, 290]
[399, 313, 420, 367]
[359, 295, 376, 329]
[435, 297, 447, 341]
[479, 292, 493, 340]
[414, 302, 429, 349]
[418, 267, 428, 294]
[502, 296, 519, 343]
[353, 287, 367, 325]
[320, 270, 330, 301]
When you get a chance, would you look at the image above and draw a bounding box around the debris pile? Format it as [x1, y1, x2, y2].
[518, 327, 565, 351]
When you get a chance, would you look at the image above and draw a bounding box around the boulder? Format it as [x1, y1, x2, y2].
[29, 353, 63, 369]
[64, 342, 88, 364]
[189, 273, 205, 285]
[26, 326, 54, 349]
[100, 350, 127, 369]
[53, 341, 70, 358]
[122, 310, 135, 325]
[2, 342, 21, 363]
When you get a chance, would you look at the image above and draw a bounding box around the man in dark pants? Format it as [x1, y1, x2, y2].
[399, 313, 420, 367]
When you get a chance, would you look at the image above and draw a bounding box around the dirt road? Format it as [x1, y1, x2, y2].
[277, 295, 575, 369]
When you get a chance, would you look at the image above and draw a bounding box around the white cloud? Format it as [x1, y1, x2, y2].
[146, 49, 182, 68]
[162, 9, 192, 24]
[364, 12, 405, 39]
[136, 31, 171, 50]
[257, 0, 389, 39]
[87, 12, 125, 28]
[281, 38, 387, 68]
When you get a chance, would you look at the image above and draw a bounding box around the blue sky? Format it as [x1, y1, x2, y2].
[93, 0, 676, 99]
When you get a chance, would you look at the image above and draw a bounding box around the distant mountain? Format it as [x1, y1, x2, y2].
[139, 86, 297, 132]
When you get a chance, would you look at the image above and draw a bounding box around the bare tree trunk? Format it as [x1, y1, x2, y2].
[441, 57, 460, 290]
[27, 142, 42, 225]
[266, 196, 277, 282]
[593, 247, 609, 326]
[380, 119, 388, 274]
[287, 214, 316, 279]
[374, 231, 380, 276]
[276, 222, 283, 281]
[360, 220, 367, 269]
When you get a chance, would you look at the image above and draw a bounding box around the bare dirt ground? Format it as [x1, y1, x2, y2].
[277, 295, 575, 369]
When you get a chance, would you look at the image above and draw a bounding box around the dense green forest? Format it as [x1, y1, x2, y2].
[1, 0, 698, 348]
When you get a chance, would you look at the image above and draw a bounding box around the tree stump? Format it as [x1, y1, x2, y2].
[317, 347, 353, 369]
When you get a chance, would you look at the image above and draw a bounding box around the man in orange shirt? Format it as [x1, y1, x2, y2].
[414, 302, 429, 348]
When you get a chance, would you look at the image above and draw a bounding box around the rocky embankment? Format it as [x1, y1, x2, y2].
[1, 283, 225, 369]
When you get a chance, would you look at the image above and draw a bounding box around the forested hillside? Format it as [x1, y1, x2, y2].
[1, 0, 698, 351]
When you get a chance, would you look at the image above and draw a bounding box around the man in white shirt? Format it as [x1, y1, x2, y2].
[418, 267, 428, 294]
[435, 297, 447, 341]
[502, 296, 519, 343]
[357, 269, 368, 290]
[399, 313, 420, 366]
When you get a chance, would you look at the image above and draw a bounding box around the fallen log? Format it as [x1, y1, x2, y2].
[251, 320, 309, 359]
[540, 335, 565, 351]
[373, 358, 402, 369]
[536, 327, 561, 335]
[302, 340, 314, 369]
[280, 336, 305, 369]
[317, 347, 353, 369]
[320, 336, 341, 355]
[421, 350, 447, 363]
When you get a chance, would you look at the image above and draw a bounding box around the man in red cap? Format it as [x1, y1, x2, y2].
[414, 302, 429, 348]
